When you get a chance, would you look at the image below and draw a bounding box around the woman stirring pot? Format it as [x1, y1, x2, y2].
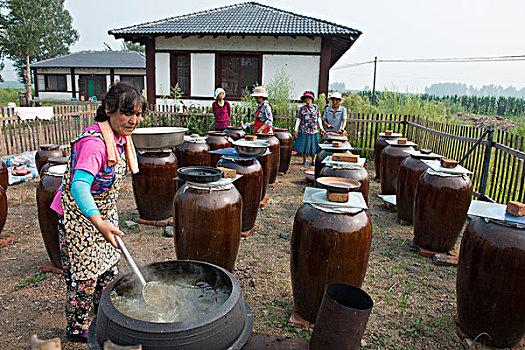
[50, 82, 145, 343]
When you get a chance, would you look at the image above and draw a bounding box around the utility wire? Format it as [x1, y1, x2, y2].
[332, 54, 525, 70]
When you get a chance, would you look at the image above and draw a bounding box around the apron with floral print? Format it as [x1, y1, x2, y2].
[61, 129, 125, 281]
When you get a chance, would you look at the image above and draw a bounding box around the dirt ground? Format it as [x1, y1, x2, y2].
[0, 157, 523, 349]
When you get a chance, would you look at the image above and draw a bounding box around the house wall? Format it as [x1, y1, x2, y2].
[262, 55, 320, 99]
[156, 36, 321, 53]
[34, 67, 146, 101]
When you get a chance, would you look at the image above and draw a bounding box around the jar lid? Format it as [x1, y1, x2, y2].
[183, 135, 206, 143]
[302, 187, 367, 213]
[405, 149, 443, 160]
[468, 200, 525, 227]
[422, 159, 472, 175]
[385, 139, 417, 147]
[48, 164, 67, 177]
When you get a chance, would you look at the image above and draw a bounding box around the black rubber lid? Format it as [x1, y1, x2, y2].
[177, 166, 223, 183]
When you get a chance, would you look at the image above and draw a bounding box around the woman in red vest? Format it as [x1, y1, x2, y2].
[246, 86, 273, 134]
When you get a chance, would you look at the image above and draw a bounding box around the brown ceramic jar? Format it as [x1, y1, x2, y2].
[314, 148, 351, 180]
[217, 156, 263, 232]
[224, 126, 246, 141]
[0, 159, 8, 191]
[256, 133, 280, 184]
[273, 128, 293, 174]
[256, 152, 270, 201]
[413, 171, 473, 252]
[396, 154, 439, 223]
[456, 217, 525, 348]
[205, 131, 231, 167]
[291, 204, 372, 322]
[40, 157, 69, 177]
[35, 144, 66, 175]
[132, 150, 178, 221]
[0, 185, 6, 234]
[173, 182, 242, 272]
[319, 166, 370, 204]
[175, 137, 210, 168]
[36, 165, 66, 268]
[380, 144, 415, 195]
[374, 134, 400, 180]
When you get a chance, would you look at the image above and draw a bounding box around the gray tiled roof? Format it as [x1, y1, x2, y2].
[109, 2, 361, 37]
[32, 51, 145, 69]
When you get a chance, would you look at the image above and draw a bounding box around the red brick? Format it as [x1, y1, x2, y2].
[440, 158, 458, 168]
[507, 201, 525, 217]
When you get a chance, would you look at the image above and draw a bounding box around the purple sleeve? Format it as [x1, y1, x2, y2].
[73, 137, 107, 176]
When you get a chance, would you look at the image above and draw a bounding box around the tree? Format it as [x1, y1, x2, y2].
[121, 41, 145, 54]
[0, 0, 79, 100]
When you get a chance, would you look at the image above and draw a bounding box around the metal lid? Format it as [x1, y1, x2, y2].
[48, 164, 67, 177]
[468, 200, 525, 226]
[177, 166, 223, 183]
[405, 149, 443, 160]
[183, 135, 207, 143]
[385, 139, 417, 147]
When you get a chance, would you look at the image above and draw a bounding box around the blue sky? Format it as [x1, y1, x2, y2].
[4, 0, 525, 92]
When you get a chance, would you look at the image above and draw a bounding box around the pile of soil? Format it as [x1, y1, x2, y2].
[446, 113, 518, 131]
[0, 158, 522, 349]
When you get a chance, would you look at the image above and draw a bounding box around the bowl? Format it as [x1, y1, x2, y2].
[305, 170, 315, 182]
[316, 177, 361, 193]
[233, 140, 269, 156]
[132, 127, 188, 150]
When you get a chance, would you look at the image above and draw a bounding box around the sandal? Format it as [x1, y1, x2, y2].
[301, 161, 307, 165]
[311, 162, 316, 166]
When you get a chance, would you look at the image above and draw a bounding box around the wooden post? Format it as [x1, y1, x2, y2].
[371, 56, 377, 106]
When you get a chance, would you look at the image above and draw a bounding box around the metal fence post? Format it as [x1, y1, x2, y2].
[479, 128, 494, 201]
[402, 114, 407, 136]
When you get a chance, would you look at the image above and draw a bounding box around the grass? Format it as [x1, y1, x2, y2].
[14, 273, 47, 291]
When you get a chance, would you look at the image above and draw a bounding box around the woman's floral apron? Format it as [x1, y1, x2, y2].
[61, 129, 125, 281]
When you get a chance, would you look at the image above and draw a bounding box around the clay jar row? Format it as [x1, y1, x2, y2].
[273, 128, 293, 174]
[396, 153, 439, 223]
[37, 160, 68, 268]
[132, 150, 178, 221]
[173, 176, 242, 272]
[413, 171, 472, 252]
[291, 197, 372, 322]
[374, 134, 399, 180]
[35, 144, 66, 175]
[206, 131, 231, 166]
[456, 217, 525, 348]
[256, 133, 280, 184]
[380, 143, 414, 195]
[217, 156, 263, 232]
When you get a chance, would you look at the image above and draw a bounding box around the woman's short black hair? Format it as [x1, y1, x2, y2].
[95, 81, 148, 122]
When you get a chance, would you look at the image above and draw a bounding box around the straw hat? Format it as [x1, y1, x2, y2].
[328, 91, 344, 100]
[214, 87, 226, 99]
[251, 86, 268, 98]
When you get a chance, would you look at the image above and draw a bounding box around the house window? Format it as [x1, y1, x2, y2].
[170, 53, 189, 96]
[120, 75, 145, 92]
[218, 54, 260, 98]
[45, 74, 67, 91]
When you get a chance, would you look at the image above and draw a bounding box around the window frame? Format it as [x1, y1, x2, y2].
[170, 52, 191, 98]
[44, 74, 68, 92]
[119, 74, 145, 92]
[216, 53, 262, 100]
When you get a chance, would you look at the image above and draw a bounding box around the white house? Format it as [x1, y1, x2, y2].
[109, 2, 361, 106]
[31, 51, 146, 102]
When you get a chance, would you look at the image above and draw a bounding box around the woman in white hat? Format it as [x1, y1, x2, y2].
[322, 91, 347, 133]
[212, 87, 231, 131]
[246, 86, 273, 134]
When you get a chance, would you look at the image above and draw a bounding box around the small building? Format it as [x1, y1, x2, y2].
[109, 2, 361, 106]
[31, 51, 146, 102]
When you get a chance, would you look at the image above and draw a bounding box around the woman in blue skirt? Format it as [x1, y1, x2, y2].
[293, 91, 325, 165]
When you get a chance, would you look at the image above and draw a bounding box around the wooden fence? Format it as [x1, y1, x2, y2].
[1, 104, 523, 204]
